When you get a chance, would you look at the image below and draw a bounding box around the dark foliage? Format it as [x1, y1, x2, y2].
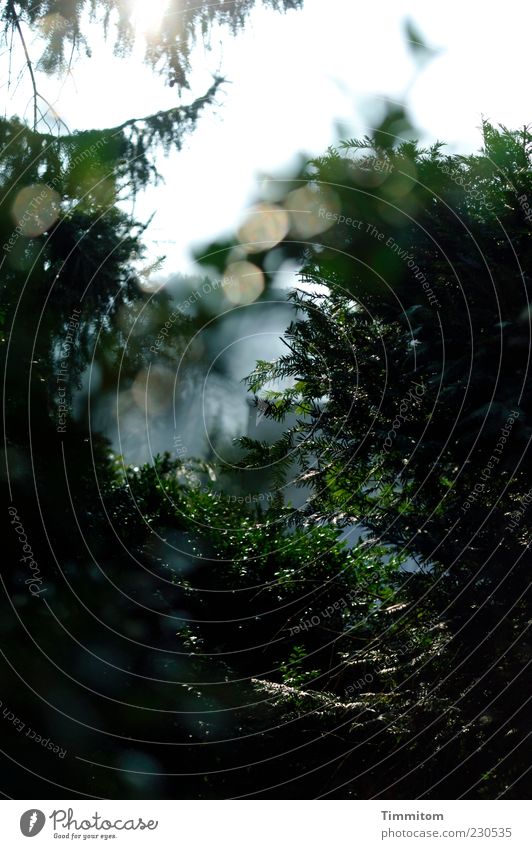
[239, 124, 532, 575]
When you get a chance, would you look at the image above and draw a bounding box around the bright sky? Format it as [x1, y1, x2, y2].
[6, 0, 532, 277]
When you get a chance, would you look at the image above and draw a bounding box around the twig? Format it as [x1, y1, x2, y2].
[8, 0, 37, 130]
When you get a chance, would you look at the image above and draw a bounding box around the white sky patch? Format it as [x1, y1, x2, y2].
[130, 0, 170, 36]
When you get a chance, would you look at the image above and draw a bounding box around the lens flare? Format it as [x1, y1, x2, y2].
[12, 185, 61, 237]
[236, 203, 289, 253]
[131, 365, 175, 413]
[284, 184, 341, 239]
[224, 261, 265, 305]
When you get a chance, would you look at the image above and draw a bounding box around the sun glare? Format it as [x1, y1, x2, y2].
[131, 0, 169, 36]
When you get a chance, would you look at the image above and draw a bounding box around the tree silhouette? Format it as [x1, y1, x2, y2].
[239, 123, 532, 578]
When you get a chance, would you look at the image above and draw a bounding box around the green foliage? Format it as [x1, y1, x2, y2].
[101, 454, 529, 797]
[2, 3, 530, 795]
[186, 123, 532, 798]
[238, 123, 532, 573]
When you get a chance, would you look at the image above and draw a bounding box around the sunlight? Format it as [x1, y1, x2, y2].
[131, 0, 169, 36]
